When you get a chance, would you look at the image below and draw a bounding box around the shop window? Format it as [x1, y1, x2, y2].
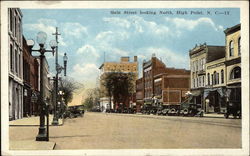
[230, 66, 241, 79]
[229, 40, 234, 57]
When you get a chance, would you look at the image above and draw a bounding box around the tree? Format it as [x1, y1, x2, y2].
[58, 77, 81, 105]
[102, 72, 135, 110]
[82, 88, 101, 111]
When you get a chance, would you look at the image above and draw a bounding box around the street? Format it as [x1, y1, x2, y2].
[9, 112, 241, 149]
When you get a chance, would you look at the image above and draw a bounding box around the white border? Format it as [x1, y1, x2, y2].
[1, 1, 249, 156]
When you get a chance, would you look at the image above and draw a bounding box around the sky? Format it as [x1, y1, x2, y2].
[21, 8, 240, 89]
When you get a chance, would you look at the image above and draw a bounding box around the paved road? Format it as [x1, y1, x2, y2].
[9, 112, 241, 149]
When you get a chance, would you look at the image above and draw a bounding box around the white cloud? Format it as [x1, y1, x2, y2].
[76, 44, 100, 63]
[166, 17, 223, 31]
[24, 20, 56, 35]
[71, 63, 100, 84]
[138, 47, 189, 69]
[95, 31, 129, 42]
[62, 22, 87, 38]
[112, 48, 129, 56]
[103, 17, 131, 28]
[95, 31, 113, 41]
[76, 44, 100, 58]
[129, 16, 170, 35]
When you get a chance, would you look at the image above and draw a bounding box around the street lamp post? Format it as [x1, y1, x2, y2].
[52, 27, 68, 125]
[27, 31, 57, 141]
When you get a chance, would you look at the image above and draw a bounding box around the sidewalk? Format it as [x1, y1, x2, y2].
[9, 115, 63, 126]
[203, 113, 225, 118]
[9, 140, 56, 150]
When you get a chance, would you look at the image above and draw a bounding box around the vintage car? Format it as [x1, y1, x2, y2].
[157, 105, 169, 116]
[180, 103, 204, 117]
[156, 107, 163, 115]
[68, 105, 85, 118]
[141, 104, 152, 115]
[224, 101, 241, 119]
[167, 104, 180, 116]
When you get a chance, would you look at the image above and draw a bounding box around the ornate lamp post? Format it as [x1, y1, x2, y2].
[27, 31, 57, 141]
[52, 27, 68, 125]
[63, 53, 68, 76]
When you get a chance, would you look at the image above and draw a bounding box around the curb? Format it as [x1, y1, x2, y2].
[9, 118, 64, 127]
[102, 112, 241, 128]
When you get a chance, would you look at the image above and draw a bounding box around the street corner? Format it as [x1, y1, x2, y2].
[9, 140, 56, 150]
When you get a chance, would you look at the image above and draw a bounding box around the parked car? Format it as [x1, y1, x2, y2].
[180, 103, 204, 117]
[224, 101, 241, 119]
[156, 107, 163, 115]
[161, 105, 170, 116]
[68, 105, 85, 118]
[167, 104, 180, 116]
[141, 104, 152, 115]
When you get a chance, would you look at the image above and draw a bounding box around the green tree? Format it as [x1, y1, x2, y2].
[102, 72, 135, 109]
[59, 77, 81, 105]
[82, 88, 101, 110]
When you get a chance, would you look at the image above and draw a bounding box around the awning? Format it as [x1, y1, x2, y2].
[203, 87, 226, 98]
[191, 90, 201, 96]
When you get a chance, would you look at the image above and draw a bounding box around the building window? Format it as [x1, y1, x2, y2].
[207, 73, 210, 85]
[10, 44, 13, 71]
[211, 74, 214, 85]
[217, 73, 219, 84]
[14, 16, 17, 37]
[238, 37, 241, 56]
[19, 53, 21, 77]
[9, 9, 13, 32]
[221, 70, 224, 84]
[15, 49, 18, 74]
[202, 76, 205, 87]
[196, 60, 198, 71]
[203, 58, 206, 70]
[229, 40, 234, 57]
[230, 66, 241, 79]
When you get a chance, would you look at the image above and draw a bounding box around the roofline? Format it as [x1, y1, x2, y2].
[224, 24, 241, 35]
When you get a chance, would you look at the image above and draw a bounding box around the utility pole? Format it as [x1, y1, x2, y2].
[52, 27, 61, 125]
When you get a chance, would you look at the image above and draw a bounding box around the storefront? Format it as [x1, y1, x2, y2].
[204, 87, 227, 113]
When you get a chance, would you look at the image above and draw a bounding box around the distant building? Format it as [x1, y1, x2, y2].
[8, 8, 23, 120]
[154, 68, 190, 106]
[224, 24, 241, 107]
[142, 54, 166, 105]
[141, 54, 190, 108]
[135, 78, 144, 112]
[189, 43, 225, 111]
[99, 56, 138, 111]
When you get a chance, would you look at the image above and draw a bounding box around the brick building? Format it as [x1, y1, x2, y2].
[140, 54, 190, 109]
[135, 78, 144, 112]
[154, 68, 190, 106]
[22, 37, 40, 116]
[142, 54, 166, 105]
